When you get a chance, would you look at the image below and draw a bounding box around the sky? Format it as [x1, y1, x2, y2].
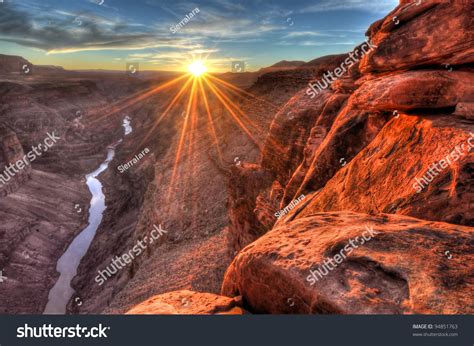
[0, 0, 398, 72]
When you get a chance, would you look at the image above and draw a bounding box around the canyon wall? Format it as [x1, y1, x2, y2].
[0, 128, 31, 196]
[0, 59, 153, 313]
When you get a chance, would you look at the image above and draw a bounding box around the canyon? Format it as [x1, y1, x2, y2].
[0, 0, 472, 315]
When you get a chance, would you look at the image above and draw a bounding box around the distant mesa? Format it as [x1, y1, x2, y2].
[0, 54, 31, 75]
[0, 54, 64, 75]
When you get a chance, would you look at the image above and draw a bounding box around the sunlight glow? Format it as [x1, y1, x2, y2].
[188, 61, 207, 77]
[96, 60, 284, 203]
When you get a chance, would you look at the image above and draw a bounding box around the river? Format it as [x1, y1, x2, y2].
[44, 117, 131, 314]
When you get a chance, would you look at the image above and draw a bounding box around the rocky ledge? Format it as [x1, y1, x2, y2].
[222, 211, 473, 314]
[126, 290, 245, 315]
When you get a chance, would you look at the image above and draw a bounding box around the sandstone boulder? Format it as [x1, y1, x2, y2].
[360, 1, 474, 73]
[126, 290, 245, 315]
[222, 212, 474, 314]
[350, 70, 473, 112]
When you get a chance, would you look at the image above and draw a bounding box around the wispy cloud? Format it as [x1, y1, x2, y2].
[282, 31, 336, 39]
[0, 3, 199, 54]
[277, 40, 358, 47]
[297, 0, 398, 14]
[126, 48, 246, 70]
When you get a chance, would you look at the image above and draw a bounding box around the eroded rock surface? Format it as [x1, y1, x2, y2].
[220, 1, 473, 316]
[360, 1, 473, 72]
[126, 290, 245, 315]
[222, 212, 474, 314]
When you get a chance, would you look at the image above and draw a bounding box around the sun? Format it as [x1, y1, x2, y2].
[188, 60, 207, 77]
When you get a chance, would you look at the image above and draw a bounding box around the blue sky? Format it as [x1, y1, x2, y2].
[0, 0, 398, 71]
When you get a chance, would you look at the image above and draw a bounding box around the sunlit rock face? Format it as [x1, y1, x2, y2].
[222, 212, 474, 314]
[226, 0, 474, 255]
[220, 0, 473, 315]
[126, 290, 246, 315]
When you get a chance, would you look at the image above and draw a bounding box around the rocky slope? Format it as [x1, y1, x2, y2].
[89, 75, 292, 314]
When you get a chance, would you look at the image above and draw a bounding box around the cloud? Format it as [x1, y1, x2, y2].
[277, 40, 358, 47]
[0, 3, 197, 54]
[0, 1, 284, 54]
[281, 31, 336, 39]
[297, 0, 398, 14]
[126, 48, 245, 70]
[208, 0, 246, 12]
[176, 9, 285, 40]
[299, 41, 357, 46]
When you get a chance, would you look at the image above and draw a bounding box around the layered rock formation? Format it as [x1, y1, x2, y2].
[216, 0, 474, 314]
[0, 170, 89, 313]
[0, 128, 31, 196]
[226, 0, 474, 256]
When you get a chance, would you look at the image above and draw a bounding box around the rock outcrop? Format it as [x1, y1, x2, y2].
[0, 127, 31, 196]
[294, 116, 473, 226]
[226, 0, 474, 253]
[126, 290, 245, 315]
[222, 212, 474, 314]
[360, 1, 473, 73]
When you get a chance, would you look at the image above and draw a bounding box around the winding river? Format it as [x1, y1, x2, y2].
[44, 118, 131, 314]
